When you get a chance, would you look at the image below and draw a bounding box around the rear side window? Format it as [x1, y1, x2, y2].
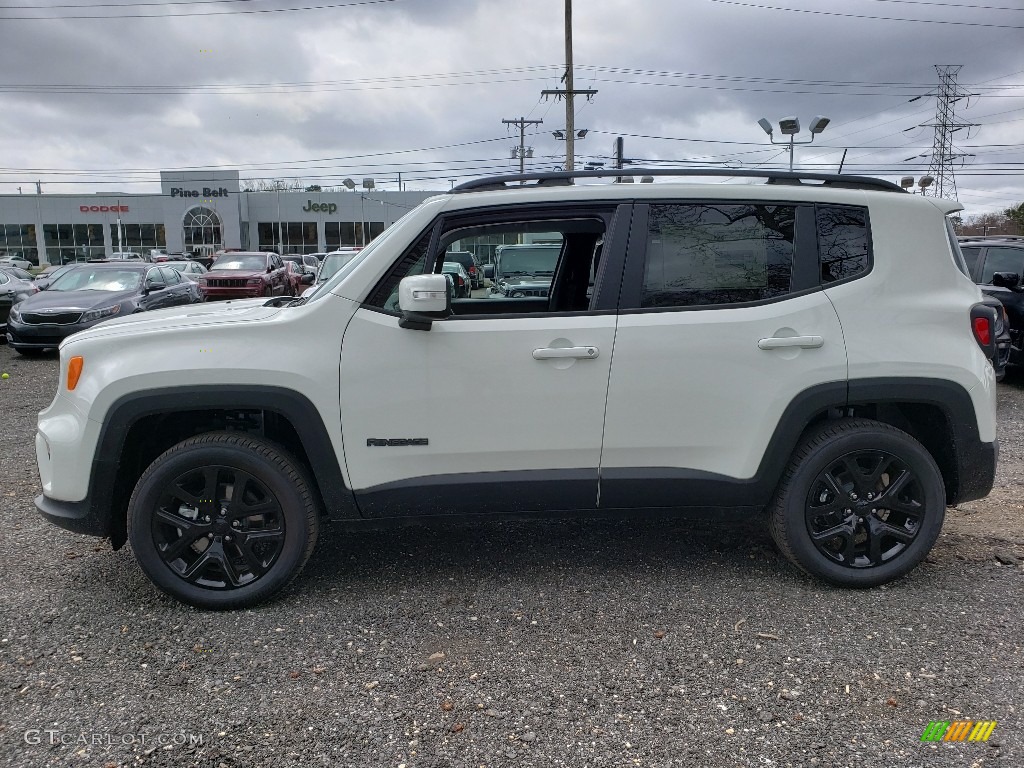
[641, 203, 796, 308]
[944, 217, 972, 278]
[817, 205, 870, 284]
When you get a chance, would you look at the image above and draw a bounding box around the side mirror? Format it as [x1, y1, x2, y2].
[267, 265, 274, 273]
[144, 281, 165, 294]
[397, 274, 451, 330]
[300, 273, 315, 285]
[991, 272, 1020, 290]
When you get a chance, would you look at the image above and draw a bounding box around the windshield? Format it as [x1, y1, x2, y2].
[318, 252, 359, 282]
[498, 247, 559, 276]
[211, 255, 267, 271]
[49, 268, 142, 292]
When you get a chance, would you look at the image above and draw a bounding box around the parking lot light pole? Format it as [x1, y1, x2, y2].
[758, 116, 830, 171]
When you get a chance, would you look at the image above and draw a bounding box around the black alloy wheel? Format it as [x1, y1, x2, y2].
[769, 419, 945, 587]
[128, 432, 319, 609]
[804, 451, 923, 568]
[151, 465, 286, 589]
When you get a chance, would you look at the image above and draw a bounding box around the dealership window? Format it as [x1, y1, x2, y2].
[182, 206, 222, 252]
[325, 221, 385, 249]
[0, 224, 39, 265]
[43, 223, 105, 264]
[108, 223, 166, 252]
[257, 221, 319, 254]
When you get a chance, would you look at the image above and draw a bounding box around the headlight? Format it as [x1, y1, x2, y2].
[81, 304, 121, 322]
[247, 278, 263, 286]
[8, 303, 21, 321]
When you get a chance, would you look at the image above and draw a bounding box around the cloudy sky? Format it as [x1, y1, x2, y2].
[0, 0, 1021, 215]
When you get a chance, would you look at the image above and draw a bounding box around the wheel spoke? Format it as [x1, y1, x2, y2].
[810, 520, 854, 543]
[181, 548, 216, 583]
[866, 454, 894, 491]
[841, 456, 870, 496]
[871, 517, 916, 544]
[875, 470, 921, 516]
[225, 470, 279, 519]
[153, 508, 206, 561]
[237, 530, 284, 576]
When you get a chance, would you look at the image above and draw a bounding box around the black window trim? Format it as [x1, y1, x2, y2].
[361, 201, 633, 319]
[619, 200, 820, 313]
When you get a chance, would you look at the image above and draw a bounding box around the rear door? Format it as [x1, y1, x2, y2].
[600, 200, 849, 509]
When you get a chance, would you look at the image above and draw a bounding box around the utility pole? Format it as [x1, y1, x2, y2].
[503, 117, 543, 174]
[541, 0, 596, 171]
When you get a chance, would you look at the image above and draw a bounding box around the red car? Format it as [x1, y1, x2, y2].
[199, 251, 290, 301]
[282, 260, 315, 296]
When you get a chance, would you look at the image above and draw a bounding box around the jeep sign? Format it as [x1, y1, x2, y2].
[302, 200, 338, 214]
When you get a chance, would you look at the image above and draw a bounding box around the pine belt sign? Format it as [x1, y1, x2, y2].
[170, 187, 231, 198]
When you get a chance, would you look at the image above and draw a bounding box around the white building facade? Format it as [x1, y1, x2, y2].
[0, 170, 435, 265]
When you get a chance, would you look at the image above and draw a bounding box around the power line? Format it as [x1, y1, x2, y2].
[0, 0, 399, 20]
[708, 0, 1024, 28]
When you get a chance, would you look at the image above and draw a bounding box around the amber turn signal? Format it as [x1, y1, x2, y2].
[67, 356, 84, 391]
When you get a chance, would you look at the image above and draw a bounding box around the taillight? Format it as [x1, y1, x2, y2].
[973, 316, 991, 346]
[469, 266, 476, 274]
[970, 303, 997, 357]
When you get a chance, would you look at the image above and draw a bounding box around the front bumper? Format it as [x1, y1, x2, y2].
[201, 287, 266, 301]
[35, 488, 113, 537]
[7, 319, 88, 349]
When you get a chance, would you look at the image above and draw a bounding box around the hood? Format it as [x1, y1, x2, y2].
[17, 288, 135, 313]
[204, 269, 267, 279]
[66, 297, 282, 344]
[499, 276, 552, 288]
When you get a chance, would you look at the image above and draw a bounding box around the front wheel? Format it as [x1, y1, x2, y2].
[127, 432, 319, 609]
[768, 419, 945, 587]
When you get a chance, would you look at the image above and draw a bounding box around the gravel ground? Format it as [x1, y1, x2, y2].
[0, 344, 1021, 768]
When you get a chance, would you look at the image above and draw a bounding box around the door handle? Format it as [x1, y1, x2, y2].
[533, 346, 600, 360]
[757, 335, 824, 350]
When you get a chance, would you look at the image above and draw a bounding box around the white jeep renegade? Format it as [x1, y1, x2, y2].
[34, 169, 998, 609]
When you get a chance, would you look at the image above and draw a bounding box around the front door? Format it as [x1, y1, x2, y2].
[338, 204, 630, 517]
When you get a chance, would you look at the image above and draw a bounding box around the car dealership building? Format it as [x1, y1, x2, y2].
[0, 170, 435, 266]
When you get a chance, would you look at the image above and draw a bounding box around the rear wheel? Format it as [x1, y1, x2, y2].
[127, 432, 319, 609]
[769, 419, 945, 587]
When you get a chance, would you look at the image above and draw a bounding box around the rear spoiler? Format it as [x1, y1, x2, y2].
[928, 198, 965, 215]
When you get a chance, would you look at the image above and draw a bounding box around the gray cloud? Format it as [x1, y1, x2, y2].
[0, 0, 1020, 212]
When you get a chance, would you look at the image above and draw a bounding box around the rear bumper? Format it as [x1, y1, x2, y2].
[954, 438, 998, 505]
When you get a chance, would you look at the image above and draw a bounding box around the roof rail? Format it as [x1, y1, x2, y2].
[958, 234, 1024, 242]
[450, 168, 906, 194]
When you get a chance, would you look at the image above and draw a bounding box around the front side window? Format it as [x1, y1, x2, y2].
[960, 246, 982, 277]
[817, 205, 870, 284]
[980, 247, 1024, 284]
[642, 203, 796, 308]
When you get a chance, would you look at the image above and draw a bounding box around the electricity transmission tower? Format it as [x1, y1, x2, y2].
[923, 65, 976, 200]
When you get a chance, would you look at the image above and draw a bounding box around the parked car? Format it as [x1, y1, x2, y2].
[960, 237, 1024, 369]
[33, 264, 77, 290]
[282, 260, 314, 296]
[108, 251, 148, 262]
[441, 261, 472, 297]
[301, 249, 363, 298]
[490, 243, 561, 298]
[0, 255, 33, 270]
[6, 263, 199, 354]
[32, 168, 998, 608]
[983, 295, 1012, 381]
[282, 254, 321, 275]
[0, 268, 40, 332]
[163, 260, 208, 282]
[199, 251, 289, 301]
[444, 250, 483, 289]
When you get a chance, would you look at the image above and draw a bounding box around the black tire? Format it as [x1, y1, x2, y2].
[768, 418, 945, 587]
[127, 432, 319, 609]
